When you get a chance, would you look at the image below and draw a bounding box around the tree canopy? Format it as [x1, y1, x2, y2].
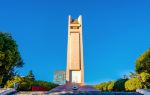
[135, 48, 150, 74]
[125, 78, 143, 91]
[0, 32, 23, 86]
[26, 70, 35, 81]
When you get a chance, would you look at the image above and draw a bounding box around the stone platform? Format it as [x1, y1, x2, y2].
[15, 91, 143, 95]
[49, 83, 100, 92]
[43, 83, 101, 94]
[14, 84, 144, 95]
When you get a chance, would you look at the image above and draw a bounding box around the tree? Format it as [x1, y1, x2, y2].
[94, 82, 107, 91]
[135, 48, 150, 74]
[26, 70, 35, 80]
[102, 82, 111, 91]
[0, 32, 23, 86]
[114, 78, 128, 91]
[125, 78, 143, 91]
[94, 81, 113, 91]
[140, 72, 150, 88]
[107, 81, 115, 91]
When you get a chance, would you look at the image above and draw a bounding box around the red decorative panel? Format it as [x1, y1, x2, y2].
[32, 86, 48, 91]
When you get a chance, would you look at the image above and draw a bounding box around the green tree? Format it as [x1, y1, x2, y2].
[135, 48, 150, 74]
[114, 78, 128, 91]
[125, 78, 143, 91]
[140, 72, 150, 88]
[94, 81, 112, 91]
[0, 32, 23, 86]
[94, 82, 106, 91]
[140, 72, 150, 82]
[102, 82, 110, 91]
[107, 81, 115, 91]
[26, 70, 35, 80]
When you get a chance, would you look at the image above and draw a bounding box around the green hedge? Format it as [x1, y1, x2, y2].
[94, 79, 128, 91]
[4, 76, 58, 91]
[94, 81, 115, 91]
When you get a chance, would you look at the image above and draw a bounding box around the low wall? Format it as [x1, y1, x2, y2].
[32, 86, 48, 91]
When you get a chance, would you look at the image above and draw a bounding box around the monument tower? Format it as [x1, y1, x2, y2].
[66, 15, 84, 84]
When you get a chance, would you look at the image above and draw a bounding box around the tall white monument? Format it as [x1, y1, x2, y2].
[66, 15, 84, 84]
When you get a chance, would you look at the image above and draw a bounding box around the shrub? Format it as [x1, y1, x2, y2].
[94, 82, 107, 91]
[140, 72, 150, 82]
[114, 79, 128, 91]
[140, 72, 150, 89]
[107, 81, 115, 91]
[103, 82, 110, 91]
[94, 81, 112, 91]
[125, 78, 143, 91]
[4, 76, 23, 88]
[4, 76, 33, 91]
[19, 81, 31, 91]
[4, 76, 58, 91]
[32, 80, 58, 90]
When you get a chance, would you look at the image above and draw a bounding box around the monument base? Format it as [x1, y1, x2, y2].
[49, 83, 100, 93]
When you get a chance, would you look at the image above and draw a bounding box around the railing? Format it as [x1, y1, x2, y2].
[136, 89, 150, 95]
[0, 88, 16, 95]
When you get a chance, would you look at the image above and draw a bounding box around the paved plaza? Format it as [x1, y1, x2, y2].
[14, 84, 143, 95]
[15, 91, 143, 95]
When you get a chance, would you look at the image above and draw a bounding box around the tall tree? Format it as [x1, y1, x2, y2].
[26, 70, 35, 80]
[0, 32, 23, 86]
[135, 48, 150, 74]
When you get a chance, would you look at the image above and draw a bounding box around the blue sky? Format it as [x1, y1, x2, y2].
[0, 0, 150, 84]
